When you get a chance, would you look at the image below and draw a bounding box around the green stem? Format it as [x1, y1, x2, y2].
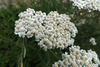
[23, 38, 26, 58]
[18, 38, 26, 67]
[49, 50, 59, 60]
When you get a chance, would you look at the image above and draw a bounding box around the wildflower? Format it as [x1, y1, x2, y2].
[71, 0, 100, 12]
[14, 8, 78, 50]
[52, 46, 100, 67]
[89, 37, 97, 45]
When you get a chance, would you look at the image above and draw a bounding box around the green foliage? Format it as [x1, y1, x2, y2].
[0, 0, 100, 67]
[75, 22, 100, 58]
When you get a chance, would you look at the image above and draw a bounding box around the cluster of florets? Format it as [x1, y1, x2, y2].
[14, 8, 78, 51]
[70, 0, 100, 12]
[89, 37, 97, 45]
[52, 46, 100, 67]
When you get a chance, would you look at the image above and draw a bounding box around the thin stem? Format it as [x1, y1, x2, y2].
[23, 38, 26, 58]
[49, 50, 59, 60]
[18, 38, 26, 67]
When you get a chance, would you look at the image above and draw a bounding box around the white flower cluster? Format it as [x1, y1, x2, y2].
[52, 46, 100, 67]
[70, 0, 100, 12]
[89, 37, 97, 45]
[14, 8, 78, 51]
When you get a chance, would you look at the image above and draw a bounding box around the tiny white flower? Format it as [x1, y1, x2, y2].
[89, 37, 97, 45]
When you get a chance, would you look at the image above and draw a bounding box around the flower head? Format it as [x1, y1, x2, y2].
[71, 0, 100, 12]
[14, 8, 78, 51]
[52, 45, 100, 67]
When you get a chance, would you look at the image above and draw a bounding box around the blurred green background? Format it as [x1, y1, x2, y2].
[0, 0, 100, 67]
